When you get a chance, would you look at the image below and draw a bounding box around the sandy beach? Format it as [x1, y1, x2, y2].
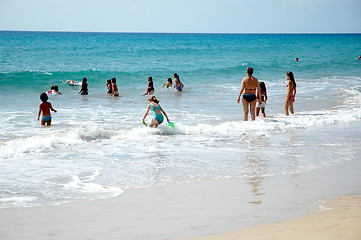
[1, 146, 360, 240]
[188, 194, 361, 240]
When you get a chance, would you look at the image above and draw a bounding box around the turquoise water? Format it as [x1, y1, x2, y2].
[0, 31, 361, 207]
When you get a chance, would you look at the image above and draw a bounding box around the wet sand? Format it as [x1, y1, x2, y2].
[1, 151, 360, 240]
[187, 194, 361, 240]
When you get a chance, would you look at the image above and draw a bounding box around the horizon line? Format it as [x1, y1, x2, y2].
[1, 30, 360, 35]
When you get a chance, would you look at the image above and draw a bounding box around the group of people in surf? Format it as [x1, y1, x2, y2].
[38, 69, 296, 126]
[237, 67, 297, 121]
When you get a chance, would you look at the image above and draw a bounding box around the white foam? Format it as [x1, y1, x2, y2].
[64, 174, 124, 196]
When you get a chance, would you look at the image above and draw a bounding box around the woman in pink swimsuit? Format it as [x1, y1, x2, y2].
[285, 71, 297, 116]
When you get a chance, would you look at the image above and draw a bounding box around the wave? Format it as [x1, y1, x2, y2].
[2, 100, 360, 160]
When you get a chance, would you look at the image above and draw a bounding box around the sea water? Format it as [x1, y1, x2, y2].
[0, 31, 361, 208]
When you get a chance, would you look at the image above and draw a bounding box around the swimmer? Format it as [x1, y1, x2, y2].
[79, 77, 88, 95]
[142, 95, 170, 128]
[162, 78, 173, 88]
[237, 67, 261, 121]
[37, 92, 57, 125]
[173, 73, 184, 91]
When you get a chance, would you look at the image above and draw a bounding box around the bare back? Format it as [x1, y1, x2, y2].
[39, 102, 52, 116]
[242, 76, 259, 94]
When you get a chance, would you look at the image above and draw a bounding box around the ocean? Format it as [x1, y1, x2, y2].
[0, 31, 360, 208]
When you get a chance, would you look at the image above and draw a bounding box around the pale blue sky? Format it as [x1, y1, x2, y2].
[0, 0, 360, 33]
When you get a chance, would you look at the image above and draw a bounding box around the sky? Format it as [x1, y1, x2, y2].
[0, 0, 360, 33]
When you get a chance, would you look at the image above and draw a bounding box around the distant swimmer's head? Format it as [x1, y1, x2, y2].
[148, 95, 159, 104]
[111, 78, 116, 83]
[148, 76, 153, 82]
[50, 85, 55, 90]
[54, 85, 59, 91]
[246, 67, 254, 75]
[40, 93, 48, 102]
[83, 77, 87, 82]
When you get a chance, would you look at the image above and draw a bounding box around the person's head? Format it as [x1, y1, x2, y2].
[50, 85, 55, 90]
[259, 82, 266, 92]
[295, 57, 299, 62]
[107, 79, 111, 84]
[246, 67, 254, 76]
[40, 93, 48, 102]
[148, 95, 159, 104]
[173, 73, 179, 79]
[54, 85, 59, 91]
[167, 78, 172, 84]
[111, 78, 116, 83]
[286, 71, 297, 87]
[83, 77, 87, 82]
[148, 76, 153, 82]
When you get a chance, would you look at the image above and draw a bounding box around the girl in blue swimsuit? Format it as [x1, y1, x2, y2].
[142, 95, 170, 128]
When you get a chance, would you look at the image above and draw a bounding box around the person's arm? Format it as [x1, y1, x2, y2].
[256, 81, 261, 102]
[160, 107, 170, 122]
[37, 105, 42, 121]
[293, 87, 297, 102]
[49, 103, 57, 112]
[265, 92, 268, 102]
[142, 106, 150, 124]
[237, 79, 245, 103]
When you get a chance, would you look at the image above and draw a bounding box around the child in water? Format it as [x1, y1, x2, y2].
[256, 82, 268, 117]
[142, 76, 155, 96]
[37, 93, 57, 125]
[142, 95, 170, 128]
[111, 78, 119, 96]
[79, 77, 88, 95]
[47, 85, 62, 95]
[162, 78, 173, 88]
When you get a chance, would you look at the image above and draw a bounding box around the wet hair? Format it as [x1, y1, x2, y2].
[167, 78, 172, 84]
[286, 71, 297, 88]
[173, 73, 179, 79]
[148, 95, 159, 104]
[40, 93, 48, 102]
[148, 76, 153, 81]
[83, 77, 87, 82]
[54, 85, 59, 91]
[111, 78, 116, 83]
[50, 85, 55, 90]
[259, 82, 267, 93]
[107, 79, 112, 84]
[246, 67, 254, 75]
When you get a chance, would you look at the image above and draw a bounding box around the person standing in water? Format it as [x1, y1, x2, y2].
[237, 67, 260, 121]
[37, 93, 57, 125]
[173, 73, 184, 91]
[79, 77, 88, 95]
[142, 76, 155, 96]
[111, 78, 119, 97]
[142, 95, 170, 128]
[285, 71, 297, 115]
[256, 81, 268, 117]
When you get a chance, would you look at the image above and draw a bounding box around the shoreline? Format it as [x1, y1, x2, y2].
[186, 194, 361, 240]
[1, 152, 360, 240]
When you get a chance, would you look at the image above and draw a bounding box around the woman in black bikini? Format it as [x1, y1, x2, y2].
[237, 67, 260, 121]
